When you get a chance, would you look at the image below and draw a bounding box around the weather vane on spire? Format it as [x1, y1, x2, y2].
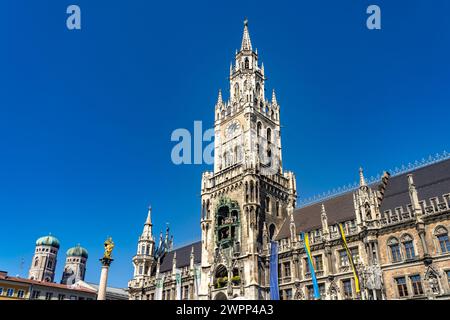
[244, 18, 248, 26]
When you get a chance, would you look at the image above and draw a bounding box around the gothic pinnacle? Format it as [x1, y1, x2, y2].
[145, 205, 152, 225]
[217, 89, 223, 104]
[272, 89, 277, 104]
[241, 18, 252, 51]
[359, 167, 367, 187]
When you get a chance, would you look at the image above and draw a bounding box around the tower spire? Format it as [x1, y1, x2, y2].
[217, 89, 223, 104]
[359, 167, 367, 187]
[272, 89, 277, 105]
[241, 18, 252, 51]
[145, 205, 152, 225]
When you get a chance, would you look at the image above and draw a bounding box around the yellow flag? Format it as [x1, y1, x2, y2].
[339, 224, 360, 293]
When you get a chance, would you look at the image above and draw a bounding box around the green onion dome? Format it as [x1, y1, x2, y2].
[66, 244, 88, 259]
[36, 234, 60, 248]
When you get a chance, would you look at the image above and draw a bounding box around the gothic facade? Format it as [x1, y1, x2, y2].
[127, 21, 450, 300]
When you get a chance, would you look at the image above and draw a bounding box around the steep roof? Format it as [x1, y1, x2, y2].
[159, 241, 202, 273]
[275, 158, 450, 240]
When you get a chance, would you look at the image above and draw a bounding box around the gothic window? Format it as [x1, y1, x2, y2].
[306, 285, 314, 300]
[388, 237, 402, 262]
[283, 262, 291, 278]
[47, 260, 53, 269]
[234, 83, 239, 100]
[275, 201, 280, 217]
[245, 182, 249, 202]
[435, 226, 450, 253]
[265, 196, 271, 213]
[269, 224, 276, 240]
[256, 83, 261, 98]
[401, 234, 415, 259]
[319, 283, 326, 297]
[257, 121, 262, 137]
[304, 258, 310, 274]
[395, 277, 408, 297]
[313, 255, 323, 271]
[34, 258, 39, 267]
[338, 247, 359, 267]
[285, 288, 293, 300]
[214, 264, 228, 289]
[244, 58, 249, 69]
[339, 250, 348, 267]
[201, 200, 206, 220]
[267, 128, 272, 143]
[410, 275, 424, 296]
[342, 279, 352, 299]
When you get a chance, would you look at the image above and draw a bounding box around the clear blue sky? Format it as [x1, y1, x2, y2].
[0, 0, 449, 288]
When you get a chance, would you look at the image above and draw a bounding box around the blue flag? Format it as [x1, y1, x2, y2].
[269, 241, 280, 300]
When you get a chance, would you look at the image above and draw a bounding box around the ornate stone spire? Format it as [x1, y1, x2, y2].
[272, 89, 277, 105]
[217, 89, 223, 104]
[145, 205, 152, 225]
[141, 206, 154, 240]
[359, 167, 367, 187]
[241, 18, 252, 51]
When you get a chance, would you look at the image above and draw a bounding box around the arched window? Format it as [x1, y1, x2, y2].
[34, 258, 39, 267]
[265, 196, 271, 213]
[267, 128, 272, 143]
[47, 259, 53, 269]
[269, 224, 276, 240]
[388, 237, 402, 262]
[256, 83, 261, 98]
[245, 58, 249, 69]
[245, 182, 249, 203]
[214, 264, 228, 289]
[257, 122, 262, 137]
[401, 234, 415, 259]
[206, 199, 210, 220]
[276, 201, 280, 217]
[435, 226, 450, 253]
[234, 83, 239, 100]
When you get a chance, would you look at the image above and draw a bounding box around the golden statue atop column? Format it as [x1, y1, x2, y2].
[97, 237, 114, 300]
[103, 237, 115, 260]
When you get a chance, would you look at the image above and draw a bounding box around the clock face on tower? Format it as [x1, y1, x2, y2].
[226, 121, 241, 139]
